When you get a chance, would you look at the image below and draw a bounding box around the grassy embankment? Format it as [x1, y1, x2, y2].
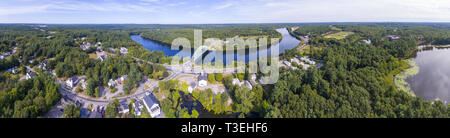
[386, 59, 419, 95]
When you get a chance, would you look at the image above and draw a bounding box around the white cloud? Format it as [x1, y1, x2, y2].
[213, 3, 233, 10]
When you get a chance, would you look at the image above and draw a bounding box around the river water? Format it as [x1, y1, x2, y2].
[130, 28, 300, 65]
[406, 47, 450, 104]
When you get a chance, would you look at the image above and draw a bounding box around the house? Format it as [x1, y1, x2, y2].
[300, 57, 315, 65]
[387, 35, 400, 41]
[290, 58, 301, 66]
[10, 67, 18, 74]
[25, 71, 35, 80]
[120, 47, 128, 55]
[363, 39, 371, 44]
[133, 100, 144, 117]
[250, 74, 257, 81]
[283, 60, 291, 67]
[79, 79, 87, 90]
[39, 60, 48, 70]
[232, 78, 242, 86]
[249, 79, 257, 86]
[118, 103, 130, 114]
[66, 76, 79, 88]
[244, 80, 252, 90]
[198, 73, 207, 87]
[99, 55, 107, 62]
[188, 81, 197, 93]
[302, 64, 310, 70]
[119, 75, 128, 82]
[108, 79, 116, 87]
[143, 92, 161, 118]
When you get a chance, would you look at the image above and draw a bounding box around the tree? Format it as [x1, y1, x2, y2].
[95, 87, 101, 97]
[163, 70, 169, 78]
[215, 73, 223, 82]
[105, 100, 119, 118]
[208, 74, 215, 82]
[64, 104, 80, 118]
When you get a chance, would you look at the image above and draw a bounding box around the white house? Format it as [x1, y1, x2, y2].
[118, 103, 130, 114]
[25, 71, 35, 80]
[143, 92, 161, 118]
[80, 79, 87, 90]
[283, 60, 291, 67]
[232, 78, 242, 86]
[108, 79, 116, 87]
[244, 80, 253, 90]
[198, 73, 207, 87]
[250, 74, 257, 81]
[120, 47, 128, 55]
[119, 75, 128, 82]
[66, 76, 79, 88]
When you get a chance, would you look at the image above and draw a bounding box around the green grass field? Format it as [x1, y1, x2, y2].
[324, 31, 354, 39]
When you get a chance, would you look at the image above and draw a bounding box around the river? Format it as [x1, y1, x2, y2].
[406, 47, 450, 104]
[130, 28, 301, 65]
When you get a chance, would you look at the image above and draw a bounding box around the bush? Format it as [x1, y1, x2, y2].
[215, 73, 223, 82]
[208, 74, 215, 82]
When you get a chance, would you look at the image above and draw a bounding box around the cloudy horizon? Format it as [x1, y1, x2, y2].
[1, 0, 450, 24]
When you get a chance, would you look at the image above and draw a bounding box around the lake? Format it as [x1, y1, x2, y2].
[130, 28, 301, 65]
[406, 47, 450, 104]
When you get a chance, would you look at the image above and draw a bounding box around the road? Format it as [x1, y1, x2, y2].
[55, 77, 159, 110]
[297, 36, 309, 51]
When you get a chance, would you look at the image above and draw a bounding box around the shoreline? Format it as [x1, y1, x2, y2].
[133, 28, 298, 53]
[393, 59, 419, 96]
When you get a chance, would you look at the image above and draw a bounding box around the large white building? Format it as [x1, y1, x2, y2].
[143, 92, 161, 118]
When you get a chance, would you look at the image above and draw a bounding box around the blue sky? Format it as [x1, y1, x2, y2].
[1, 0, 450, 24]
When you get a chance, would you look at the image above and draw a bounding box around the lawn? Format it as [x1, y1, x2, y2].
[324, 31, 354, 40]
[88, 53, 97, 59]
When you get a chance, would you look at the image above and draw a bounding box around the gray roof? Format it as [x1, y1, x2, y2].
[70, 75, 78, 82]
[143, 93, 158, 108]
[198, 73, 207, 81]
[121, 103, 129, 110]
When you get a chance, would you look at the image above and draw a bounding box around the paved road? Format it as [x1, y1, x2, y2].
[56, 77, 158, 107]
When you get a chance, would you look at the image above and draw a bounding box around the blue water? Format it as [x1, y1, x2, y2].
[130, 28, 300, 65]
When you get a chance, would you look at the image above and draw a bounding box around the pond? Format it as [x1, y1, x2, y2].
[406, 46, 450, 104]
[130, 28, 301, 65]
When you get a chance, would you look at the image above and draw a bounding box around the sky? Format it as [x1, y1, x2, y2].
[1, 0, 450, 24]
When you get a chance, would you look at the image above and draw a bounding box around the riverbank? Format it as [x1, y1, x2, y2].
[393, 59, 419, 96]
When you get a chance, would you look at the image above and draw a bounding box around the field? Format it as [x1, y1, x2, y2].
[324, 31, 354, 39]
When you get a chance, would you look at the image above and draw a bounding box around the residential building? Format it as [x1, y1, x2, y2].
[120, 75, 128, 82]
[25, 71, 35, 80]
[133, 100, 144, 117]
[108, 79, 116, 87]
[99, 55, 107, 62]
[232, 78, 242, 86]
[387, 35, 400, 41]
[66, 76, 79, 88]
[198, 73, 207, 87]
[188, 81, 197, 93]
[244, 80, 252, 90]
[119, 103, 130, 114]
[143, 92, 161, 118]
[120, 47, 128, 55]
[283, 60, 291, 67]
